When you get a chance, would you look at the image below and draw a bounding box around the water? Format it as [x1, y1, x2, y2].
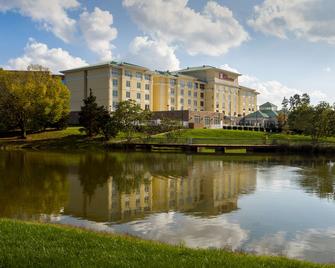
[0, 151, 335, 263]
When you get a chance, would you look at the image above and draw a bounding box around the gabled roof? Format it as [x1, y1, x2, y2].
[178, 65, 241, 76]
[262, 110, 278, 118]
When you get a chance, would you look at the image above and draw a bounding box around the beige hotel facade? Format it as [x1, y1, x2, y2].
[61, 61, 258, 127]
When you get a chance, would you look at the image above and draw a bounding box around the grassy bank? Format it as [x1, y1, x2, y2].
[0, 219, 332, 268]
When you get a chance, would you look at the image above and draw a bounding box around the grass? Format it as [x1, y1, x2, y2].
[0, 219, 332, 268]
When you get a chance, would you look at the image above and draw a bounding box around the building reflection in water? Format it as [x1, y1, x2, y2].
[64, 161, 257, 223]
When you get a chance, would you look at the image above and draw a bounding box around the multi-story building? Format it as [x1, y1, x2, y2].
[62, 62, 258, 127]
[61, 61, 154, 120]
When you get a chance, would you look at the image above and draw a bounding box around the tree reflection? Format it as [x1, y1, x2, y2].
[0, 151, 69, 219]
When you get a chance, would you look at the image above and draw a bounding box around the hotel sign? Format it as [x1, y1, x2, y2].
[219, 72, 234, 82]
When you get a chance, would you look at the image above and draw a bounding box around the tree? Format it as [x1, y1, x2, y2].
[113, 100, 150, 142]
[78, 89, 102, 137]
[0, 69, 70, 138]
[97, 107, 119, 140]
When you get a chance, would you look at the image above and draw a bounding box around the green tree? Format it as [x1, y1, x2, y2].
[113, 100, 150, 142]
[79, 89, 103, 137]
[0, 69, 70, 138]
[97, 107, 119, 140]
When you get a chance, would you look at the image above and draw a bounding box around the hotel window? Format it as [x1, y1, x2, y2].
[180, 98, 184, 104]
[180, 80, 185, 88]
[125, 70, 132, 78]
[194, 92, 198, 98]
[137, 93, 141, 99]
[112, 79, 118, 87]
[188, 99, 191, 105]
[195, 83, 199, 89]
[136, 72, 143, 79]
[126, 91, 130, 98]
[200, 101, 204, 106]
[194, 115, 201, 124]
[137, 82, 141, 89]
[214, 117, 220, 125]
[180, 89, 184, 95]
[126, 81, 131, 87]
[112, 68, 121, 76]
[200, 93, 204, 98]
[204, 116, 210, 126]
[145, 104, 150, 110]
[200, 84, 205, 90]
[194, 100, 197, 106]
[144, 74, 151, 80]
[113, 90, 118, 97]
[145, 84, 150, 90]
[113, 101, 118, 109]
[188, 91, 192, 97]
[170, 79, 176, 86]
[170, 98, 175, 104]
[145, 94, 150, 100]
[170, 88, 175, 95]
[187, 81, 193, 88]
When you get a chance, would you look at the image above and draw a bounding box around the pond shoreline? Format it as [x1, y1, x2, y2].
[0, 219, 332, 268]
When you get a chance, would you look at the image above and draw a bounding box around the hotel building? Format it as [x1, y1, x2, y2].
[61, 62, 258, 127]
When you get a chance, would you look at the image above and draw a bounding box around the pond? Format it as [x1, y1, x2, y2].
[0, 151, 335, 263]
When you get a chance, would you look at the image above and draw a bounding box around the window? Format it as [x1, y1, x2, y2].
[125, 70, 132, 78]
[214, 117, 220, 125]
[188, 91, 191, 97]
[180, 80, 185, 88]
[200, 101, 204, 106]
[113, 90, 118, 97]
[136, 72, 143, 79]
[170, 98, 175, 104]
[126, 81, 131, 87]
[180, 98, 184, 104]
[170, 88, 175, 95]
[144, 74, 151, 80]
[194, 100, 197, 106]
[170, 79, 176, 86]
[145, 84, 150, 90]
[126, 91, 130, 98]
[145, 104, 150, 110]
[194, 92, 197, 98]
[180, 89, 184, 96]
[195, 83, 199, 89]
[188, 99, 191, 105]
[200, 84, 205, 90]
[112, 79, 118, 86]
[194, 115, 201, 124]
[112, 68, 121, 76]
[187, 81, 192, 88]
[204, 116, 210, 126]
[137, 82, 141, 89]
[145, 94, 150, 100]
[113, 101, 118, 109]
[200, 93, 204, 98]
[137, 93, 141, 99]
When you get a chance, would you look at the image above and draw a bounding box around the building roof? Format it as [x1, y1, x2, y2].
[244, 110, 270, 119]
[60, 61, 150, 73]
[154, 70, 206, 82]
[239, 85, 259, 94]
[178, 65, 242, 76]
[259, 102, 278, 109]
[262, 110, 278, 118]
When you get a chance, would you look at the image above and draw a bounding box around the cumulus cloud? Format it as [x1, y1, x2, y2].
[122, 0, 248, 56]
[240, 74, 327, 106]
[128, 36, 180, 71]
[79, 7, 118, 61]
[248, 0, 335, 44]
[0, 0, 79, 43]
[5, 38, 87, 73]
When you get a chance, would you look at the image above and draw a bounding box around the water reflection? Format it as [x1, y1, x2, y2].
[1, 151, 335, 263]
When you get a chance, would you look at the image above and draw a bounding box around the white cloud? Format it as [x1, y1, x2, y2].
[0, 0, 79, 43]
[249, 0, 335, 44]
[5, 38, 87, 73]
[122, 0, 248, 56]
[79, 7, 118, 61]
[128, 36, 180, 71]
[324, 67, 332, 73]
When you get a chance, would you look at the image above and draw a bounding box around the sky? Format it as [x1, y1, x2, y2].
[0, 0, 335, 106]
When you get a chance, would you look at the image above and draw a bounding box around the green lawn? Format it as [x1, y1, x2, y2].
[0, 219, 332, 268]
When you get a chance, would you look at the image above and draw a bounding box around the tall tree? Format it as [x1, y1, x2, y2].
[0, 69, 69, 138]
[78, 89, 103, 137]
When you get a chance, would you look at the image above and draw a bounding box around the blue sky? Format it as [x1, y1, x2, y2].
[0, 0, 334, 106]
